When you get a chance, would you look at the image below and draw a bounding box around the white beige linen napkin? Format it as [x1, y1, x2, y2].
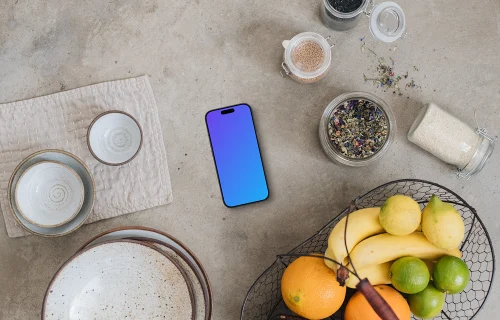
[0, 76, 172, 237]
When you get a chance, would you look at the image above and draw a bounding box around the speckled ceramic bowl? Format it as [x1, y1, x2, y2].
[148, 242, 201, 320]
[77, 226, 213, 320]
[42, 240, 193, 319]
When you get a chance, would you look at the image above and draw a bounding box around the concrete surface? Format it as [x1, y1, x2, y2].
[0, 0, 499, 319]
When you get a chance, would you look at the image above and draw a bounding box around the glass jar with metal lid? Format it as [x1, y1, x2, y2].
[408, 103, 496, 179]
[321, 0, 407, 43]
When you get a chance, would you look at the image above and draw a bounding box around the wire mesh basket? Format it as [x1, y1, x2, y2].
[241, 179, 495, 320]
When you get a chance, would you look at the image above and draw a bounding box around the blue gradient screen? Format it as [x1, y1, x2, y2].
[206, 104, 268, 207]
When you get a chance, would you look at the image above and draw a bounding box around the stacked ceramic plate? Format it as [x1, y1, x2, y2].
[8, 150, 96, 237]
[42, 227, 213, 320]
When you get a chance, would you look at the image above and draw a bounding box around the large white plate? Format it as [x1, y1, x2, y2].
[43, 240, 192, 319]
[79, 227, 212, 320]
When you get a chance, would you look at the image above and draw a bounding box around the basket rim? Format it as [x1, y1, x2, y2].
[240, 179, 496, 320]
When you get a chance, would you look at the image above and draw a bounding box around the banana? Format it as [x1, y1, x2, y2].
[345, 261, 392, 288]
[324, 247, 337, 270]
[349, 232, 462, 270]
[424, 260, 435, 277]
[326, 207, 384, 270]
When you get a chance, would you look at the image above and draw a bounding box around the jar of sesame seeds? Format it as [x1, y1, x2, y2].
[281, 32, 332, 84]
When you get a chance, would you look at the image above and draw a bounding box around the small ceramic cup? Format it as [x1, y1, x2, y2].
[87, 110, 143, 166]
[15, 160, 84, 228]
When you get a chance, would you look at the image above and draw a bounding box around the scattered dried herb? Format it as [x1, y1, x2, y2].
[363, 58, 403, 94]
[360, 42, 421, 94]
[406, 78, 421, 89]
[361, 42, 377, 57]
[328, 99, 389, 159]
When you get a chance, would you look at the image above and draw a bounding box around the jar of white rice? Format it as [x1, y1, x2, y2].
[408, 103, 496, 179]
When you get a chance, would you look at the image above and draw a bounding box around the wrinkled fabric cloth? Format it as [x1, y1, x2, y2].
[0, 76, 172, 237]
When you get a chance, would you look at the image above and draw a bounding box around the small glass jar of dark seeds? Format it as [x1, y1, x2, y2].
[320, 0, 370, 31]
[320, 0, 407, 43]
[319, 92, 396, 166]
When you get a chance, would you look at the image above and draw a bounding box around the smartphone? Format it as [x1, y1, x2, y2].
[205, 104, 269, 207]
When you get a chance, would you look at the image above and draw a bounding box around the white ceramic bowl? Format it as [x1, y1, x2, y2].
[8, 150, 95, 237]
[15, 161, 84, 228]
[43, 240, 193, 320]
[87, 110, 143, 166]
[77, 227, 213, 320]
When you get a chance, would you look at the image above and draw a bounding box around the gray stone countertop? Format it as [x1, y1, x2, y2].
[0, 0, 499, 319]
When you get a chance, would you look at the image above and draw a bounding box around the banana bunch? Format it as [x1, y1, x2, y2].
[324, 207, 384, 271]
[324, 207, 462, 287]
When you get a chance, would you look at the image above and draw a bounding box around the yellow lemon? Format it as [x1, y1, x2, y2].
[379, 195, 421, 236]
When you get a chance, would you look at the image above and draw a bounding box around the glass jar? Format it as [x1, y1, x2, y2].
[407, 103, 496, 179]
[319, 92, 396, 166]
[281, 32, 332, 84]
[321, 0, 407, 43]
[320, 0, 370, 31]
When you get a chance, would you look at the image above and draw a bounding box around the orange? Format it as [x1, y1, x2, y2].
[345, 285, 411, 320]
[281, 255, 346, 319]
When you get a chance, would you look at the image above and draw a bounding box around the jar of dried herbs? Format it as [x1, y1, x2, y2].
[321, 0, 407, 43]
[408, 103, 496, 179]
[319, 92, 396, 166]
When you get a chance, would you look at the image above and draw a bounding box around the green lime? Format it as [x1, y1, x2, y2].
[433, 255, 470, 294]
[390, 257, 430, 294]
[409, 281, 445, 319]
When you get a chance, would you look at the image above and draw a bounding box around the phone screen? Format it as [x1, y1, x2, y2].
[205, 104, 269, 207]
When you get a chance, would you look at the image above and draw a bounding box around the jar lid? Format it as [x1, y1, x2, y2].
[369, 2, 406, 43]
[458, 133, 496, 180]
[282, 32, 332, 80]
